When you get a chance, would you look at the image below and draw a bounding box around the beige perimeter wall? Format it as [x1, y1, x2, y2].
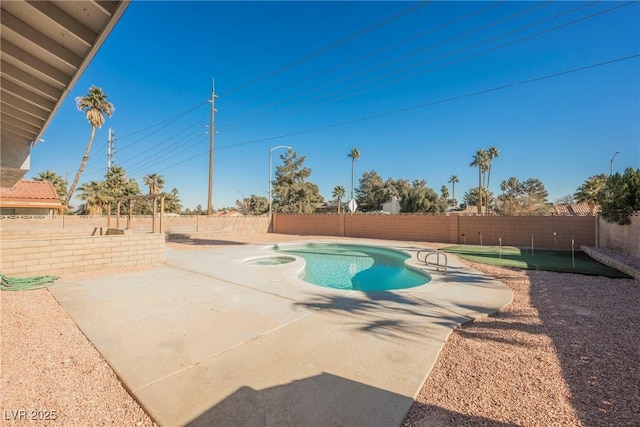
[0, 215, 270, 236]
[273, 214, 596, 251]
[597, 213, 640, 258]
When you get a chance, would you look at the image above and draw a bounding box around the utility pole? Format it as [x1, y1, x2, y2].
[107, 128, 115, 172]
[207, 80, 217, 216]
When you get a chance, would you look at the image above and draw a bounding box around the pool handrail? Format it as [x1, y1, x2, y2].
[417, 248, 448, 275]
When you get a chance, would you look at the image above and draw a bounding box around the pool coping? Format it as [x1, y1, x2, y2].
[49, 239, 514, 427]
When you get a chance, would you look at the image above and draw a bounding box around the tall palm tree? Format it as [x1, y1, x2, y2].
[34, 170, 67, 201]
[143, 173, 165, 195]
[485, 146, 500, 213]
[348, 148, 360, 202]
[66, 86, 114, 206]
[470, 149, 488, 214]
[448, 175, 459, 207]
[332, 185, 346, 214]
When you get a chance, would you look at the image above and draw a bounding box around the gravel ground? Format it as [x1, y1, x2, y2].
[1, 284, 155, 426]
[403, 259, 639, 427]
[2, 233, 638, 426]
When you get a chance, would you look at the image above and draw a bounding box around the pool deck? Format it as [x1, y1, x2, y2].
[49, 239, 513, 426]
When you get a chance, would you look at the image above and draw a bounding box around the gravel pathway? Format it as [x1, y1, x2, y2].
[2, 234, 638, 426]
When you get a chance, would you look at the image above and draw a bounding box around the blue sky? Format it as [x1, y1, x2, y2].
[33, 0, 639, 210]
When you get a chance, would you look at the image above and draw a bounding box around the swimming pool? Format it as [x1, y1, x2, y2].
[274, 243, 430, 291]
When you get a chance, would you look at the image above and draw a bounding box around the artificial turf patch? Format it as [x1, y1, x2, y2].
[441, 245, 630, 278]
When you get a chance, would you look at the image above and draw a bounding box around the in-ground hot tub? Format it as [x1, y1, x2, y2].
[242, 255, 296, 266]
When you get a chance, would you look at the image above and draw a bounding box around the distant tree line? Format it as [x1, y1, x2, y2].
[34, 168, 182, 215]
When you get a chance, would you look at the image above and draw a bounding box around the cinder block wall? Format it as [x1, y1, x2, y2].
[273, 214, 596, 250]
[272, 214, 342, 236]
[0, 233, 165, 276]
[0, 228, 96, 240]
[0, 215, 270, 236]
[344, 214, 452, 242]
[598, 214, 640, 258]
[458, 216, 595, 249]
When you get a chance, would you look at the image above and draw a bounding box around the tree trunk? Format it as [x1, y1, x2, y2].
[66, 126, 96, 207]
[477, 167, 482, 214]
[451, 182, 455, 207]
[486, 166, 492, 214]
[350, 160, 355, 201]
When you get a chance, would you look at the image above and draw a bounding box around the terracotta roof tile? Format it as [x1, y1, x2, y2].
[553, 203, 598, 215]
[0, 180, 60, 201]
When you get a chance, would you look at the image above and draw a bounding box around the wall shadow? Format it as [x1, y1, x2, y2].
[402, 401, 517, 427]
[527, 270, 639, 425]
[185, 372, 411, 427]
[185, 372, 514, 427]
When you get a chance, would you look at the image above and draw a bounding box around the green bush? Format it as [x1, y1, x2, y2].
[601, 168, 640, 225]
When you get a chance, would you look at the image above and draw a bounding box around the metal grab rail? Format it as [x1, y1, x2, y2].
[417, 249, 448, 275]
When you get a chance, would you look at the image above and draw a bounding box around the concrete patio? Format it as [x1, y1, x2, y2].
[49, 239, 513, 426]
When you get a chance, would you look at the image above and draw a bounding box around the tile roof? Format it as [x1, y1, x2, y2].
[553, 203, 599, 215]
[0, 180, 62, 208]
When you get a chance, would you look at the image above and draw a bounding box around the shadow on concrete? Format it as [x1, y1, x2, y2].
[294, 291, 481, 343]
[184, 371, 515, 427]
[526, 270, 640, 426]
[185, 372, 412, 427]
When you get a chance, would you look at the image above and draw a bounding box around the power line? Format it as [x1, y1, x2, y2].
[216, 54, 639, 150]
[118, 116, 208, 166]
[120, 120, 209, 175]
[148, 53, 638, 176]
[219, 0, 433, 97]
[289, 0, 622, 111]
[217, 0, 605, 133]
[118, 100, 208, 139]
[218, 0, 508, 114]
[86, 101, 209, 171]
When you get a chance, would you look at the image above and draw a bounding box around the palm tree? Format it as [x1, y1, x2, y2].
[347, 148, 360, 203]
[34, 170, 67, 201]
[448, 175, 459, 207]
[66, 86, 114, 206]
[143, 173, 165, 195]
[575, 174, 607, 213]
[485, 146, 500, 213]
[77, 181, 109, 215]
[470, 149, 488, 214]
[105, 166, 127, 197]
[332, 185, 346, 214]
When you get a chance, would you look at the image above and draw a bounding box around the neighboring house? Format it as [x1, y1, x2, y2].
[382, 197, 401, 214]
[0, 180, 63, 217]
[214, 210, 244, 217]
[554, 203, 599, 215]
[316, 200, 344, 214]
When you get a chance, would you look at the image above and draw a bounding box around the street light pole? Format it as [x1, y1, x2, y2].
[610, 151, 620, 176]
[269, 145, 292, 215]
[207, 80, 217, 216]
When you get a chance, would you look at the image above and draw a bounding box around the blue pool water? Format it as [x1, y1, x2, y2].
[275, 243, 430, 291]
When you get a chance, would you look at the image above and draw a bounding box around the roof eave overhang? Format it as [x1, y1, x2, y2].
[31, 1, 130, 147]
